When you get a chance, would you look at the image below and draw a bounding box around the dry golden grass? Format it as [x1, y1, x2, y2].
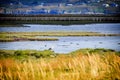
[0, 53, 120, 80]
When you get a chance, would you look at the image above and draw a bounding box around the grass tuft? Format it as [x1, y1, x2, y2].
[0, 49, 120, 80]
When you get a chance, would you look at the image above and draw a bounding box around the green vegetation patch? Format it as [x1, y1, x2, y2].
[0, 49, 56, 59]
[70, 48, 120, 56]
[0, 48, 119, 59]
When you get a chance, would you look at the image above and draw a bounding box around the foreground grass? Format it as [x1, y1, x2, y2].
[0, 32, 120, 42]
[0, 49, 120, 80]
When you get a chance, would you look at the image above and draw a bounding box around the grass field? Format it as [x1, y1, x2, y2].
[0, 49, 120, 80]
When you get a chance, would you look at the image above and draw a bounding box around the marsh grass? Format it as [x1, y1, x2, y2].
[0, 49, 120, 80]
[0, 32, 119, 42]
[0, 32, 60, 42]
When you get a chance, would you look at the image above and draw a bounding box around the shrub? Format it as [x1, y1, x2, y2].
[14, 50, 24, 56]
[34, 50, 54, 58]
[14, 50, 55, 58]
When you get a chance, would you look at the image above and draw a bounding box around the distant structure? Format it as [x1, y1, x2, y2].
[0, 0, 119, 15]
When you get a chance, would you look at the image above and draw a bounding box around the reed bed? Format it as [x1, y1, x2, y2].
[0, 52, 120, 80]
[1, 32, 120, 37]
[0, 32, 120, 42]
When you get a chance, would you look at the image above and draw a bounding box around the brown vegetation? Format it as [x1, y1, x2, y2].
[0, 49, 120, 80]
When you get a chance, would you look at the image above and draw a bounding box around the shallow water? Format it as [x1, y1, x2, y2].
[0, 23, 120, 53]
[0, 23, 120, 34]
[0, 36, 120, 53]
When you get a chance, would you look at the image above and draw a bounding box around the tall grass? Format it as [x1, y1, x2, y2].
[0, 52, 120, 80]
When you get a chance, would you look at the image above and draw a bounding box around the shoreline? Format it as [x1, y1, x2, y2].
[0, 24, 30, 27]
[0, 21, 120, 26]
